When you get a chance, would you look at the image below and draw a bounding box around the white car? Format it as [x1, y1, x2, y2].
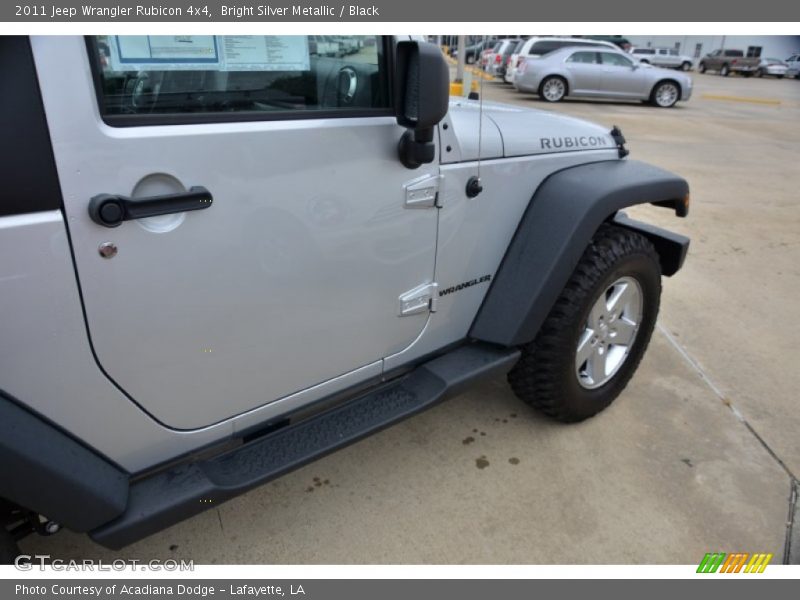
[630, 47, 694, 71]
[787, 54, 800, 78]
[756, 58, 788, 78]
[504, 37, 618, 84]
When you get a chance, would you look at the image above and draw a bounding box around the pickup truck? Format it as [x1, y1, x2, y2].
[698, 49, 761, 76]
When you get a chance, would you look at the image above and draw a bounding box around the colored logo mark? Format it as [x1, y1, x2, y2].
[697, 552, 773, 573]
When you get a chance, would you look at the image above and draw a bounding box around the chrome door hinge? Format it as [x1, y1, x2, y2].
[404, 174, 443, 209]
[398, 282, 439, 316]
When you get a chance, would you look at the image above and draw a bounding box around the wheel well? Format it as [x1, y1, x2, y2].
[652, 78, 682, 99]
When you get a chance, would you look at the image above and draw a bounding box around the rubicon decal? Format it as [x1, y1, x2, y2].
[439, 275, 492, 297]
[540, 136, 612, 150]
[696, 552, 773, 573]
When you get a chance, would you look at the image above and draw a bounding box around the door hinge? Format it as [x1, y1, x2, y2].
[404, 174, 443, 209]
[398, 282, 439, 316]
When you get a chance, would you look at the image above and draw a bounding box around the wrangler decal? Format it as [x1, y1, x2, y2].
[439, 275, 492, 297]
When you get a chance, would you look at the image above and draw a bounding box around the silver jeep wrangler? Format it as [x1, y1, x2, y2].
[0, 35, 689, 558]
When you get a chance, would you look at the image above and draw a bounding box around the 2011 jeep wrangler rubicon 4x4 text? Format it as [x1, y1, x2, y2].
[0, 35, 689, 559]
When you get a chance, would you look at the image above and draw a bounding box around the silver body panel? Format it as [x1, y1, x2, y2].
[515, 47, 693, 103]
[2, 36, 619, 472]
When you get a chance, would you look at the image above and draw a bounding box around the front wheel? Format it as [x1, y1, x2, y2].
[539, 76, 567, 102]
[681, 61, 692, 71]
[720, 64, 730, 76]
[508, 224, 661, 422]
[651, 81, 680, 108]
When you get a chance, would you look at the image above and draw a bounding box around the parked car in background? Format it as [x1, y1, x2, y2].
[514, 46, 692, 108]
[630, 47, 694, 71]
[480, 41, 503, 69]
[698, 49, 761, 76]
[453, 39, 495, 64]
[487, 38, 522, 77]
[755, 58, 788, 78]
[787, 54, 800, 78]
[506, 37, 619, 85]
[503, 38, 529, 84]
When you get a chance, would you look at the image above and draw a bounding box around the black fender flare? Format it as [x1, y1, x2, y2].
[469, 159, 689, 348]
[0, 389, 129, 532]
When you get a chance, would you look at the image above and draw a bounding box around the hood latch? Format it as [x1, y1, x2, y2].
[610, 126, 630, 159]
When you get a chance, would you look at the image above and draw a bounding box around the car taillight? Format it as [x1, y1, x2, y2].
[495, 54, 502, 63]
[732, 59, 738, 64]
[518, 58, 527, 73]
[507, 56, 512, 65]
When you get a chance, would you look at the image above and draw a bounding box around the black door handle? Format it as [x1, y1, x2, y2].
[88, 186, 213, 228]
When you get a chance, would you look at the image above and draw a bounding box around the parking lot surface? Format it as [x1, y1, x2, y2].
[22, 70, 800, 564]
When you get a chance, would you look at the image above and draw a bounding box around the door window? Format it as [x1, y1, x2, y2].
[89, 35, 389, 125]
[746, 46, 763, 58]
[600, 52, 633, 67]
[566, 51, 599, 64]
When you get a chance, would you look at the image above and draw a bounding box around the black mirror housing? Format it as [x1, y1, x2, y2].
[395, 40, 450, 130]
[394, 40, 450, 169]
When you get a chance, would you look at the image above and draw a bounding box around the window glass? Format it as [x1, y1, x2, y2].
[600, 52, 633, 67]
[635, 49, 655, 55]
[567, 51, 598, 64]
[529, 40, 572, 55]
[91, 35, 388, 121]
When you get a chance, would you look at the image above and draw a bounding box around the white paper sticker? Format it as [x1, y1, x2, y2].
[108, 36, 310, 72]
[221, 36, 310, 71]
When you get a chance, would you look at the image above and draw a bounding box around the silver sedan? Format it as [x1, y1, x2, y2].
[514, 46, 693, 108]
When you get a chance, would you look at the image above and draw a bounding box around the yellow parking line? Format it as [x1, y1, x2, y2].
[701, 94, 781, 106]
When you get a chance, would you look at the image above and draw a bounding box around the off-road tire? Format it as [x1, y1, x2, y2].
[1, 529, 19, 565]
[508, 224, 662, 423]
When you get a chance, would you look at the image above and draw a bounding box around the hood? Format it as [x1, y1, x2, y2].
[441, 99, 617, 164]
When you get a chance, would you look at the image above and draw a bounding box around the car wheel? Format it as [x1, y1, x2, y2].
[698, 62, 706, 73]
[681, 61, 692, 71]
[777, 75, 784, 79]
[720, 64, 730, 76]
[538, 76, 567, 102]
[756, 68, 764, 78]
[466, 55, 475, 65]
[508, 225, 661, 423]
[651, 80, 680, 108]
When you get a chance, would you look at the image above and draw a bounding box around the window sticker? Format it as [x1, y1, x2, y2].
[108, 36, 310, 72]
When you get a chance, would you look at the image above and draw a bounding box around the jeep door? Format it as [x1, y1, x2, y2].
[33, 35, 439, 430]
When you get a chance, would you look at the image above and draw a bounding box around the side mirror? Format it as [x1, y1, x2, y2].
[395, 41, 450, 169]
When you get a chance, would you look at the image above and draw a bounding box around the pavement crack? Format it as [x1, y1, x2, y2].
[657, 323, 796, 480]
[658, 323, 799, 563]
[216, 508, 224, 533]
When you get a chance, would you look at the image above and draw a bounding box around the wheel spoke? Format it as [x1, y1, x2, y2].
[612, 318, 637, 346]
[589, 347, 607, 382]
[576, 329, 594, 366]
[607, 281, 636, 315]
[588, 296, 607, 329]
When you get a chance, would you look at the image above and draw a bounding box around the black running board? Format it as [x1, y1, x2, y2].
[91, 343, 520, 549]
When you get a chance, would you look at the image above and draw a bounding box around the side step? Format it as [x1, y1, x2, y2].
[91, 343, 520, 549]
